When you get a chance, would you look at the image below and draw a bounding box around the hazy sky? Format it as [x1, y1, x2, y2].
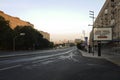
[0, 0, 105, 42]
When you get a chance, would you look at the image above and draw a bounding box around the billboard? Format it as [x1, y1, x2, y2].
[93, 28, 112, 41]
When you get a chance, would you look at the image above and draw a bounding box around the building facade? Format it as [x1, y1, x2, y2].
[0, 11, 34, 29]
[0, 11, 50, 41]
[74, 39, 83, 44]
[39, 31, 50, 41]
[90, 0, 120, 46]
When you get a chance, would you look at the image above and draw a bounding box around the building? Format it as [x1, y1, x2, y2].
[0, 11, 34, 29]
[39, 31, 50, 41]
[90, 0, 120, 46]
[74, 39, 82, 44]
[0, 10, 50, 41]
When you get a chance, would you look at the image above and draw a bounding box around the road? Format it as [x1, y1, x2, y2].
[0, 47, 120, 80]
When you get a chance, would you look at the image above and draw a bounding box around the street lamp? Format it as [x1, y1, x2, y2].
[13, 33, 25, 51]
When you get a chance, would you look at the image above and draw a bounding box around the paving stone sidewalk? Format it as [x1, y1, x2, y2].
[79, 49, 120, 66]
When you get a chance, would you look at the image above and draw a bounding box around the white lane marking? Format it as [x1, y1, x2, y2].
[42, 61, 55, 64]
[30, 49, 74, 64]
[0, 50, 73, 65]
[0, 48, 75, 58]
[0, 49, 74, 66]
[59, 52, 79, 62]
[0, 49, 75, 71]
[0, 64, 22, 71]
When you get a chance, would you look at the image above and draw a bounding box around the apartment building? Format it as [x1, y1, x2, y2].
[0, 11, 50, 41]
[90, 0, 120, 46]
[0, 11, 34, 29]
[39, 31, 50, 41]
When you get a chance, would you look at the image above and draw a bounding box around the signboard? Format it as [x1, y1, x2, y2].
[93, 28, 112, 41]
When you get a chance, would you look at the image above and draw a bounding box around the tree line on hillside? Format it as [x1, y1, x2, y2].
[0, 16, 54, 51]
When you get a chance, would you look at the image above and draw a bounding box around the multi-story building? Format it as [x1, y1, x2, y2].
[74, 39, 82, 44]
[0, 10, 50, 41]
[90, 0, 120, 46]
[0, 11, 34, 29]
[39, 31, 50, 41]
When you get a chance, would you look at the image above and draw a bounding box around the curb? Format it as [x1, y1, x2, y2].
[79, 49, 120, 66]
[78, 50, 103, 59]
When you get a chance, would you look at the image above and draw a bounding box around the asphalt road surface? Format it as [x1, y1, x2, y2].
[0, 47, 120, 80]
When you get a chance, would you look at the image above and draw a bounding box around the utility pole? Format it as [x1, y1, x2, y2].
[89, 10, 95, 55]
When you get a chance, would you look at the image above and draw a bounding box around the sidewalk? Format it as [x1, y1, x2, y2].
[79, 50, 120, 66]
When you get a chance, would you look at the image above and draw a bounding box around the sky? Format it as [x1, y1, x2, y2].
[0, 0, 105, 42]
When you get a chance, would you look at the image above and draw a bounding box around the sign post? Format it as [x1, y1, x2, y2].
[93, 27, 112, 56]
[98, 41, 101, 56]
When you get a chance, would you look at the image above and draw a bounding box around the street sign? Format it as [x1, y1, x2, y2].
[93, 27, 112, 41]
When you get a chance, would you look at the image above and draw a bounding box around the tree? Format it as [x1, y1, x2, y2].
[0, 16, 14, 50]
[14, 26, 38, 50]
[14, 25, 52, 50]
[0, 15, 52, 50]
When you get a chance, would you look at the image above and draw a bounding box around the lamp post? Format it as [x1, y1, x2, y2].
[89, 10, 95, 55]
[13, 33, 25, 51]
